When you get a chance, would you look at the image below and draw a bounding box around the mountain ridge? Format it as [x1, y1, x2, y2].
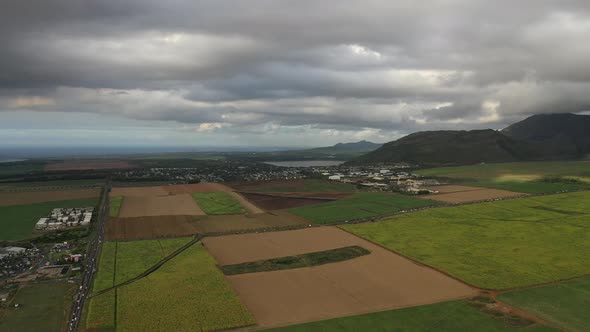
[349, 113, 590, 165]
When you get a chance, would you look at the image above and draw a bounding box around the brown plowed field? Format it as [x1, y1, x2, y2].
[111, 186, 169, 197]
[204, 227, 477, 328]
[118, 194, 204, 217]
[239, 192, 337, 210]
[106, 211, 308, 241]
[422, 185, 526, 204]
[44, 160, 134, 171]
[0, 188, 101, 206]
[163, 183, 232, 194]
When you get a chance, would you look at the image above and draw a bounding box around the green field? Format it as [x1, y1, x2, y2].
[86, 238, 194, 330]
[0, 179, 104, 192]
[221, 246, 370, 275]
[0, 197, 99, 241]
[418, 161, 590, 193]
[265, 300, 556, 332]
[115, 244, 253, 331]
[343, 191, 590, 289]
[290, 192, 438, 224]
[0, 282, 76, 332]
[255, 179, 358, 193]
[499, 277, 590, 332]
[191, 192, 245, 214]
[109, 196, 123, 217]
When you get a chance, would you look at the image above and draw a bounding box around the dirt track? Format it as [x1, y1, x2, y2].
[44, 160, 134, 171]
[118, 194, 204, 217]
[422, 185, 526, 204]
[0, 188, 101, 206]
[204, 227, 477, 327]
[106, 211, 308, 241]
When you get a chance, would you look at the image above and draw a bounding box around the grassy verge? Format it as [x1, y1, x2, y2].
[0, 282, 76, 332]
[499, 277, 590, 332]
[343, 191, 590, 289]
[0, 197, 99, 241]
[221, 246, 370, 275]
[117, 244, 254, 331]
[108, 196, 123, 217]
[290, 192, 438, 224]
[192, 192, 245, 214]
[264, 300, 556, 332]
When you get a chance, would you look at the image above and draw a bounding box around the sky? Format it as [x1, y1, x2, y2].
[1, 0, 590, 151]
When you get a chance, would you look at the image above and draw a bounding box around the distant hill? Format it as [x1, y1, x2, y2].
[349, 113, 590, 165]
[225, 140, 382, 162]
[304, 140, 382, 154]
[501, 113, 590, 158]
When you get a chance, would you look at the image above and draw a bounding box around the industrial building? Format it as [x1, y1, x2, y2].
[35, 207, 94, 230]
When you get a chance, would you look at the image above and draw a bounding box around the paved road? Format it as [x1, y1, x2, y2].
[67, 179, 111, 332]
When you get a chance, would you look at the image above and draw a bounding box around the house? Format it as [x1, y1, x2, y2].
[328, 175, 341, 180]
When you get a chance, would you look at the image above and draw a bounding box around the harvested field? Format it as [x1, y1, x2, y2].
[44, 160, 134, 171]
[240, 192, 341, 210]
[165, 183, 264, 213]
[203, 227, 477, 328]
[0, 188, 100, 206]
[163, 182, 233, 194]
[110, 186, 168, 197]
[423, 186, 526, 204]
[105, 211, 308, 241]
[118, 194, 204, 217]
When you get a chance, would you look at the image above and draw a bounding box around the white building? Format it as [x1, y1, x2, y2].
[328, 175, 342, 181]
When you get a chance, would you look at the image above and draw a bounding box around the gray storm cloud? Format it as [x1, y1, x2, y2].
[1, 0, 590, 141]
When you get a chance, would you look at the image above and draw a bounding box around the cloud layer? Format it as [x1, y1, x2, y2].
[2, 0, 590, 146]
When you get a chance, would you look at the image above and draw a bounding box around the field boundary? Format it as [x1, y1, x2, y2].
[89, 235, 202, 298]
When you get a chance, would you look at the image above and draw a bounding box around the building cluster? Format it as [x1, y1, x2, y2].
[113, 163, 304, 183]
[0, 247, 39, 280]
[35, 207, 94, 230]
[313, 164, 440, 194]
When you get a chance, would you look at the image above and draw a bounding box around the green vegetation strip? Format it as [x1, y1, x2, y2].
[290, 192, 438, 224]
[109, 196, 123, 217]
[0, 282, 76, 332]
[265, 300, 556, 332]
[418, 161, 590, 194]
[221, 246, 370, 275]
[343, 191, 590, 289]
[191, 192, 245, 214]
[0, 197, 99, 241]
[499, 276, 590, 332]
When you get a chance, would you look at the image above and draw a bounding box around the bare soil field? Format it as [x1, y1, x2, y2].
[105, 215, 197, 240]
[106, 211, 308, 241]
[118, 194, 204, 217]
[164, 183, 264, 213]
[0, 188, 101, 206]
[44, 160, 134, 171]
[163, 182, 232, 194]
[240, 192, 338, 210]
[110, 186, 169, 197]
[204, 227, 477, 328]
[423, 186, 526, 204]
